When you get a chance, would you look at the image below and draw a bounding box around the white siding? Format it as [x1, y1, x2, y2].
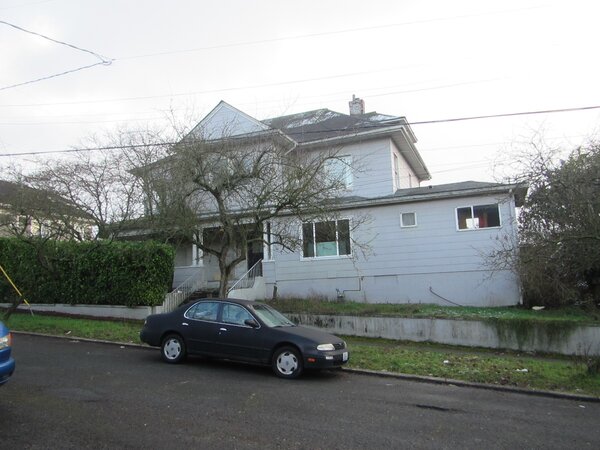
[264, 192, 521, 306]
[306, 137, 411, 198]
[391, 140, 418, 189]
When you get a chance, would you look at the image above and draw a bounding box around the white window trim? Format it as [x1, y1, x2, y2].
[455, 204, 502, 231]
[393, 152, 401, 191]
[400, 212, 417, 228]
[300, 218, 353, 260]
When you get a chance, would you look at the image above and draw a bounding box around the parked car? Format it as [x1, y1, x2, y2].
[0, 321, 15, 386]
[140, 298, 349, 379]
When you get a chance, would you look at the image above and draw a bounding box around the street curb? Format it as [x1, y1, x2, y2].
[13, 331, 600, 403]
[343, 367, 600, 403]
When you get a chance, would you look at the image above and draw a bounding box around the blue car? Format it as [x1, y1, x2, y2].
[0, 321, 15, 385]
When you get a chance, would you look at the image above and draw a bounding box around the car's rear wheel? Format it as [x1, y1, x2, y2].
[161, 334, 186, 364]
[272, 346, 303, 379]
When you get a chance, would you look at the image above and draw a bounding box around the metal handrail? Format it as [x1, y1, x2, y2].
[228, 259, 263, 293]
[162, 269, 206, 313]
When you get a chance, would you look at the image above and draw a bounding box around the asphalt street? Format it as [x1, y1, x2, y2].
[1, 334, 599, 449]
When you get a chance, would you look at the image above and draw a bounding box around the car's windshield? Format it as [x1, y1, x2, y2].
[251, 304, 295, 327]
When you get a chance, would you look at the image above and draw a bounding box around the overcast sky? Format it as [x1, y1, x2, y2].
[1, 0, 599, 185]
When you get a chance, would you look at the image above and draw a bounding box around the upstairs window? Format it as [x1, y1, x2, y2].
[325, 156, 353, 189]
[456, 204, 500, 230]
[302, 219, 351, 258]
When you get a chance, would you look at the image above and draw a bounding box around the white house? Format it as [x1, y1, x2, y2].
[164, 97, 526, 307]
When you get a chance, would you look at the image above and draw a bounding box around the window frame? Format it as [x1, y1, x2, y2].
[455, 203, 501, 231]
[301, 218, 352, 260]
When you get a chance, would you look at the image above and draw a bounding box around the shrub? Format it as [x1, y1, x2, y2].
[0, 238, 174, 307]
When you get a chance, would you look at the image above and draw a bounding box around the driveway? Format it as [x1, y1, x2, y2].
[1, 334, 599, 449]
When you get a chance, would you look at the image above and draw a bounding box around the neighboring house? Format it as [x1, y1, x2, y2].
[157, 97, 526, 307]
[0, 180, 94, 240]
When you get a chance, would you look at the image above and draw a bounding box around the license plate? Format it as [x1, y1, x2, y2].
[342, 351, 348, 361]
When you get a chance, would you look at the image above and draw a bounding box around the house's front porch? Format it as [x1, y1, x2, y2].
[169, 225, 266, 304]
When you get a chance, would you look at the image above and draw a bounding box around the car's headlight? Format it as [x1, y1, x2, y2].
[317, 343, 335, 351]
[0, 333, 11, 349]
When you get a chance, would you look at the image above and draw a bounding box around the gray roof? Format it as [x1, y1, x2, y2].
[329, 181, 528, 210]
[0, 180, 91, 218]
[262, 108, 403, 144]
[393, 181, 512, 198]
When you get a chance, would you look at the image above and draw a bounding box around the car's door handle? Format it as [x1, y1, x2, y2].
[219, 327, 227, 332]
[182, 322, 189, 326]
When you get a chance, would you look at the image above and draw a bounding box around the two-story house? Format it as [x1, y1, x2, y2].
[0, 180, 94, 240]
[164, 97, 526, 307]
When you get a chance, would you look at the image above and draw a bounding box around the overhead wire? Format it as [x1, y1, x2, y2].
[1, 103, 599, 158]
[0, 20, 113, 91]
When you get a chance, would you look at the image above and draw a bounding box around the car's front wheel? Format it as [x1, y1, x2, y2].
[272, 346, 303, 379]
[161, 334, 186, 364]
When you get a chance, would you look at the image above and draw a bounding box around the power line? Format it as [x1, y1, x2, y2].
[116, 5, 547, 61]
[0, 61, 111, 92]
[0, 64, 446, 108]
[409, 105, 600, 126]
[0, 20, 113, 91]
[1, 103, 599, 158]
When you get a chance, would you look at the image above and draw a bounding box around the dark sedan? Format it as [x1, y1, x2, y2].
[140, 298, 349, 378]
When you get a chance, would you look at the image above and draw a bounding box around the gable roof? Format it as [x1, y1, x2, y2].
[183, 101, 431, 180]
[188, 101, 272, 140]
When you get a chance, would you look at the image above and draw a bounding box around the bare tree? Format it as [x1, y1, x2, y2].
[5, 127, 170, 241]
[492, 139, 600, 308]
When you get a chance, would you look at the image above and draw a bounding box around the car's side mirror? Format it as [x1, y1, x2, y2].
[244, 318, 259, 328]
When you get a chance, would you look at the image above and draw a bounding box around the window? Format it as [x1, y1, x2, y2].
[393, 153, 401, 190]
[400, 212, 417, 227]
[221, 304, 254, 326]
[302, 219, 351, 258]
[325, 156, 353, 189]
[186, 302, 219, 321]
[456, 204, 500, 230]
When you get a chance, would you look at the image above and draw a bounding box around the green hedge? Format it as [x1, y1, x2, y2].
[0, 238, 174, 307]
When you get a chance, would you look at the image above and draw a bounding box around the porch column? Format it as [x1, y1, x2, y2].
[193, 229, 204, 266]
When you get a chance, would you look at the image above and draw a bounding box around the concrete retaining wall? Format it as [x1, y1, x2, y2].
[4, 302, 598, 357]
[288, 314, 600, 357]
[1, 303, 157, 321]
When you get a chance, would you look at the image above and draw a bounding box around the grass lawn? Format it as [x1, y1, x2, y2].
[267, 299, 600, 324]
[4, 311, 600, 397]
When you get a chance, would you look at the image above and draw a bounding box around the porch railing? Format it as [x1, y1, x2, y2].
[228, 259, 263, 293]
[162, 269, 206, 313]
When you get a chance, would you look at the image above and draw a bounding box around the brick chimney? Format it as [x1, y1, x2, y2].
[349, 94, 365, 116]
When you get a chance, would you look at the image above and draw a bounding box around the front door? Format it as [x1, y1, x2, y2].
[247, 240, 264, 273]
